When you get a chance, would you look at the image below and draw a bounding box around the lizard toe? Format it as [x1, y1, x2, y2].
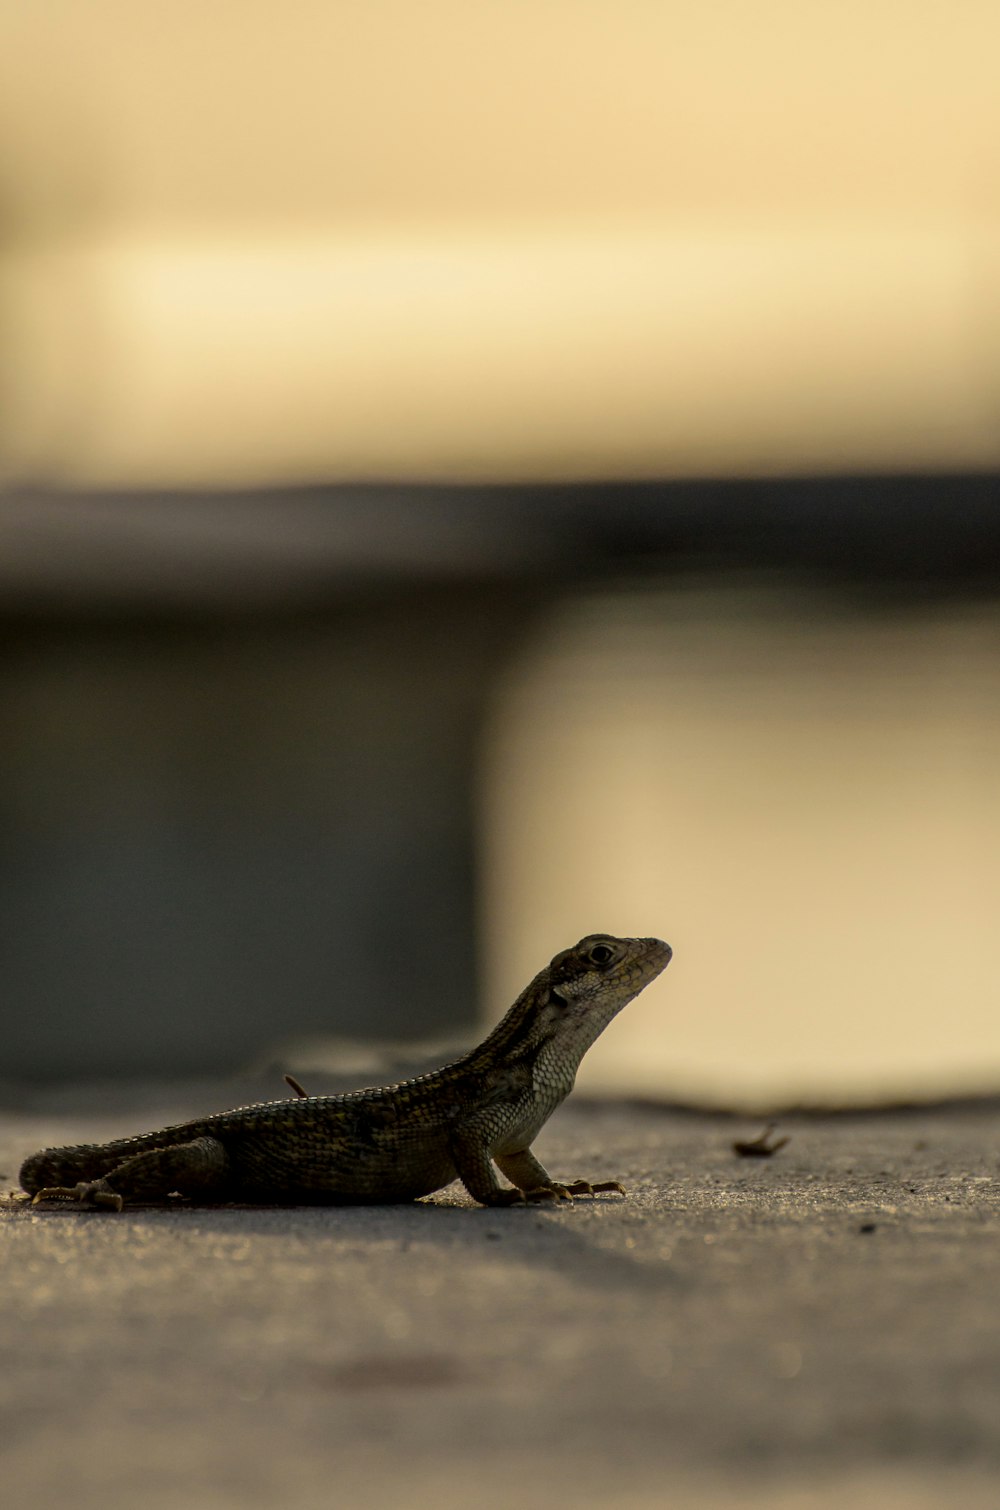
[532, 1179, 627, 1200]
[31, 1180, 124, 1211]
[31, 1183, 90, 1206]
[487, 1188, 530, 1206]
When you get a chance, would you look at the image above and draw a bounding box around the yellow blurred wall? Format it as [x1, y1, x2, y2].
[2, 2, 1000, 484]
[482, 583, 1000, 1105]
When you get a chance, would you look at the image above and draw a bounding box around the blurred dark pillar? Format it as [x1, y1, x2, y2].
[0, 586, 524, 1082]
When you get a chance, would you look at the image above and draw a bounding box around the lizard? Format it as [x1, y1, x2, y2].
[19, 932, 671, 1212]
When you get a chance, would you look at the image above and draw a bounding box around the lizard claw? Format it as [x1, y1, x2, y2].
[523, 1181, 626, 1202]
[546, 1179, 627, 1199]
[31, 1181, 124, 1212]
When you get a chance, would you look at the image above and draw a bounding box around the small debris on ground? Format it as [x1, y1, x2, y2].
[732, 1124, 790, 1158]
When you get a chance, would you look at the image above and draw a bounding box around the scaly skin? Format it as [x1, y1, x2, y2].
[20, 933, 671, 1212]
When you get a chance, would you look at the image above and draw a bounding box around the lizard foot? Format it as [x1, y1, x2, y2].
[484, 1187, 568, 1206]
[489, 1180, 627, 1206]
[31, 1180, 124, 1212]
[556, 1179, 627, 1198]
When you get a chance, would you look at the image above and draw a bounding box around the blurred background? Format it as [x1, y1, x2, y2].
[2, 1, 999, 1105]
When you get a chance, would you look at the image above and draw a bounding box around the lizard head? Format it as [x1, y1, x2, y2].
[547, 934, 671, 1015]
[501, 934, 672, 1071]
[543, 933, 672, 1069]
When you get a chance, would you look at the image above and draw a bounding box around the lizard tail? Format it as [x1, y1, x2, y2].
[19, 1143, 130, 1194]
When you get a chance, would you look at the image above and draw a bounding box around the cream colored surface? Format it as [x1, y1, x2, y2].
[3, 2, 1000, 483]
[4, 228, 995, 485]
[482, 585, 1000, 1105]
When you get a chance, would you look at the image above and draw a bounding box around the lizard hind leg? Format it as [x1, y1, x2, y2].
[30, 1135, 231, 1212]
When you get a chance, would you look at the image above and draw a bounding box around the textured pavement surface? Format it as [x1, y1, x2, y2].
[2, 1087, 1000, 1509]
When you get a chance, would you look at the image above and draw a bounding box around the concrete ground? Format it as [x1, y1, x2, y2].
[2, 1084, 1000, 1509]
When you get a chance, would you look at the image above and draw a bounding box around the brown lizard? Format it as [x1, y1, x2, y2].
[20, 933, 671, 1211]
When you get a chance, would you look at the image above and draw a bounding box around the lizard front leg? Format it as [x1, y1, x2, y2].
[448, 1126, 557, 1206]
[30, 1135, 231, 1212]
[495, 1148, 626, 1201]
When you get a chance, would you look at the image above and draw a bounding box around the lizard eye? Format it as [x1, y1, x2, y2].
[588, 943, 616, 967]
